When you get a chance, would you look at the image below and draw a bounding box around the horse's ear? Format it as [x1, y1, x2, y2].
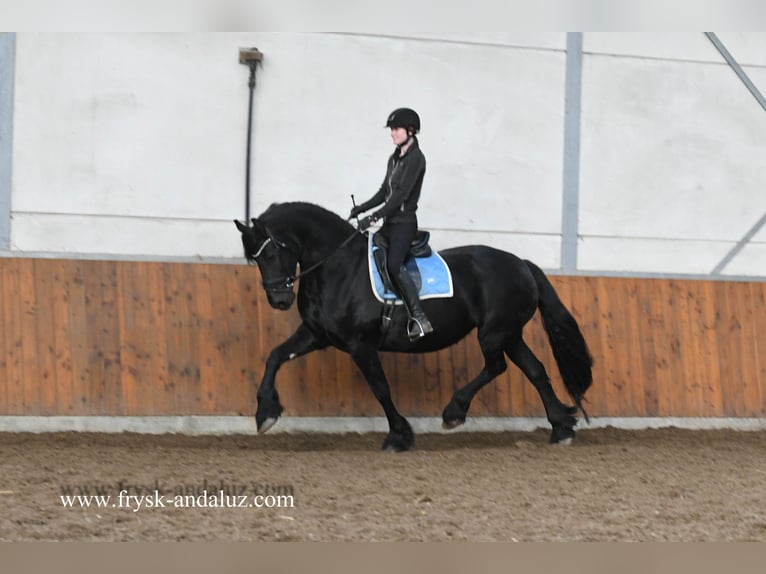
[234, 219, 248, 232]
[250, 218, 267, 234]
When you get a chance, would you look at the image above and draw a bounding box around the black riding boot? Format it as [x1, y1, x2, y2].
[394, 267, 434, 341]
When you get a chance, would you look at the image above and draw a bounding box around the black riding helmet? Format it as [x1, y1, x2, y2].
[385, 108, 420, 133]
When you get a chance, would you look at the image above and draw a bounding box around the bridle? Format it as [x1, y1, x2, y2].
[248, 232, 295, 292]
[248, 227, 360, 293]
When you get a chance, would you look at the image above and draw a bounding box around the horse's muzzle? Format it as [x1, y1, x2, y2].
[266, 290, 295, 310]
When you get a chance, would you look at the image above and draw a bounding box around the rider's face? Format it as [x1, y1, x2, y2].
[390, 127, 409, 146]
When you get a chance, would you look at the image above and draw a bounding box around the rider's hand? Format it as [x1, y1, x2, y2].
[357, 215, 376, 231]
[348, 206, 364, 220]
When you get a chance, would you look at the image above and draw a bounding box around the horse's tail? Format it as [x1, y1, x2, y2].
[524, 260, 593, 422]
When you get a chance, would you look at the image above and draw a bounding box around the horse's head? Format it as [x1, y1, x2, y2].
[234, 218, 298, 310]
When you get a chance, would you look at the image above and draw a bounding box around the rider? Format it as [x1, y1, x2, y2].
[349, 107, 434, 340]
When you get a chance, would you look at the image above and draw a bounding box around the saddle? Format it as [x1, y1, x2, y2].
[371, 230, 432, 294]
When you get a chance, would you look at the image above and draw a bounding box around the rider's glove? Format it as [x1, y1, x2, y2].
[358, 215, 376, 231]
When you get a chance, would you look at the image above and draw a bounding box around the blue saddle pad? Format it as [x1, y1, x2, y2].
[367, 233, 454, 304]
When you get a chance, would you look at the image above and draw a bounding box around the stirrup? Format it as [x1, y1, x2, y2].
[407, 316, 434, 341]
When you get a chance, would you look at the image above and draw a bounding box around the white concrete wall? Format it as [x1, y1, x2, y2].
[6, 33, 766, 277]
[578, 33, 766, 276]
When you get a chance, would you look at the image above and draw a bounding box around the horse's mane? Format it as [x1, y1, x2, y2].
[258, 201, 354, 242]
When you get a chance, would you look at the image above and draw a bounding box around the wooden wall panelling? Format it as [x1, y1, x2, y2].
[637, 279, 661, 416]
[32, 260, 55, 414]
[436, 346, 456, 418]
[751, 282, 766, 412]
[207, 264, 244, 415]
[718, 281, 747, 416]
[66, 262, 89, 415]
[335, 351, 359, 416]
[406, 352, 427, 415]
[1, 260, 23, 413]
[698, 280, 724, 415]
[17, 259, 38, 414]
[653, 280, 679, 416]
[51, 261, 75, 415]
[117, 261, 144, 415]
[0, 262, 8, 413]
[422, 349, 442, 417]
[688, 280, 716, 416]
[736, 279, 759, 416]
[593, 276, 620, 416]
[193, 264, 219, 414]
[750, 283, 766, 416]
[587, 276, 616, 417]
[0, 257, 764, 419]
[161, 263, 184, 414]
[624, 279, 649, 416]
[147, 264, 171, 415]
[82, 261, 117, 414]
[677, 280, 705, 417]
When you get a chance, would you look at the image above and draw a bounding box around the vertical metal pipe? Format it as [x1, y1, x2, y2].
[239, 48, 263, 223]
[561, 32, 584, 272]
[245, 65, 256, 222]
[0, 33, 15, 250]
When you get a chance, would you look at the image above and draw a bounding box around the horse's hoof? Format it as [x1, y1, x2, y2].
[381, 435, 413, 452]
[442, 418, 465, 430]
[381, 429, 414, 452]
[381, 442, 411, 453]
[442, 400, 468, 429]
[258, 417, 278, 433]
[550, 425, 575, 444]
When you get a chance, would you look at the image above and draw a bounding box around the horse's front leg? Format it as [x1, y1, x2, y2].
[257, 322, 327, 433]
[350, 346, 414, 452]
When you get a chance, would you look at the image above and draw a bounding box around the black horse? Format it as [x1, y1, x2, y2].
[235, 202, 593, 451]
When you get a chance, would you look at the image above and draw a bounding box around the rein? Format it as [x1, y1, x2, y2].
[255, 228, 361, 291]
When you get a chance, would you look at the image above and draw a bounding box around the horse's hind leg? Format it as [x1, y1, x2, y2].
[442, 339, 507, 429]
[505, 338, 578, 444]
[351, 347, 414, 452]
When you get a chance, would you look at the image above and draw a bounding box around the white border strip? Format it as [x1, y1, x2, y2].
[1, 416, 765, 435]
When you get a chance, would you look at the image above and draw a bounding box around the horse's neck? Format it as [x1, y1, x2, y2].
[292, 221, 350, 266]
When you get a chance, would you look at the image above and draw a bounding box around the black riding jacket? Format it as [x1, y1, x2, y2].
[357, 137, 426, 224]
